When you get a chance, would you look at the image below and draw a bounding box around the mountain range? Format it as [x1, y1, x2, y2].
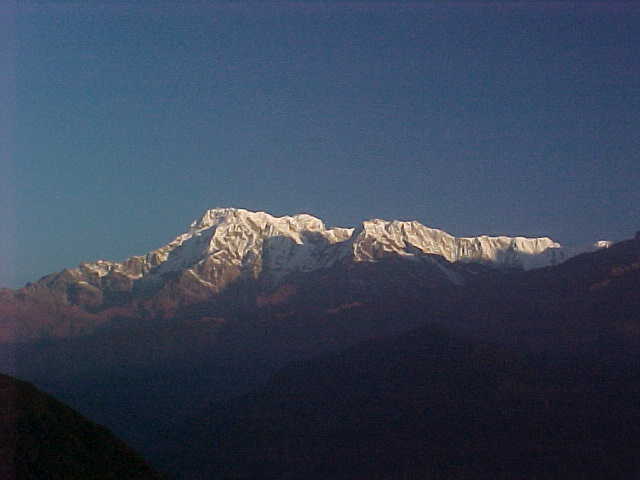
[1, 208, 638, 479]
[0, 208, 609, 342]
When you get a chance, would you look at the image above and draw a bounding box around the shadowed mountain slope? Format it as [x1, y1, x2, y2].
[4, 236, 638, 475]
[0, 373, 162, 479]
[156, 236, 640, 479]
[162, 325, 640, 480]
[430, 236, 640, 358]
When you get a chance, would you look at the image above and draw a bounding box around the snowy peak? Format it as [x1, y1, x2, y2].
[77, 208, 354, 292]
[190, 208, 329, 237]
[186, 208, 351, 252]
[593, 240, 614, 249]
[177, 208, 353, 284]
[68, 208, 609, 296]
[454, 235, 561, 269]
[351, 219, 457, 261]
[349, 218, 562, 269]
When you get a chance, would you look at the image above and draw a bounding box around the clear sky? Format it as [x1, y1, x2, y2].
[3, 1, 639, 288]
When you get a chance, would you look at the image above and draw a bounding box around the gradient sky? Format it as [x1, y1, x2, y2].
[3, 1, 639, 287]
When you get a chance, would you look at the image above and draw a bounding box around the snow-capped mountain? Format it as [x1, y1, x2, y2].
[75, 208, 354, 294]
[0, 207, 611, 342]
[74, 207, 606, 288]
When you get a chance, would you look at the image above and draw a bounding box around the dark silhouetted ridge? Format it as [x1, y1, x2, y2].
[0, 373, 162, 479]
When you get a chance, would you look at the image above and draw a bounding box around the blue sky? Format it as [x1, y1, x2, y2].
[3, 1, 639, 287]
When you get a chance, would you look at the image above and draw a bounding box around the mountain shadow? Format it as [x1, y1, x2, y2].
[156, 237, 640, 479]
[4, 234, 639, 477]
[161, 323, 640, 480]
[0, 373, 162, 479]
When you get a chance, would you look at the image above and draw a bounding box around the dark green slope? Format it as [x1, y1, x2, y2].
[0, 373, 162, 480]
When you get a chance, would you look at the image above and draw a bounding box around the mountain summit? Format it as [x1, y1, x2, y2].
[70, 207, 602, 286]
[1, 207, 609, 342]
